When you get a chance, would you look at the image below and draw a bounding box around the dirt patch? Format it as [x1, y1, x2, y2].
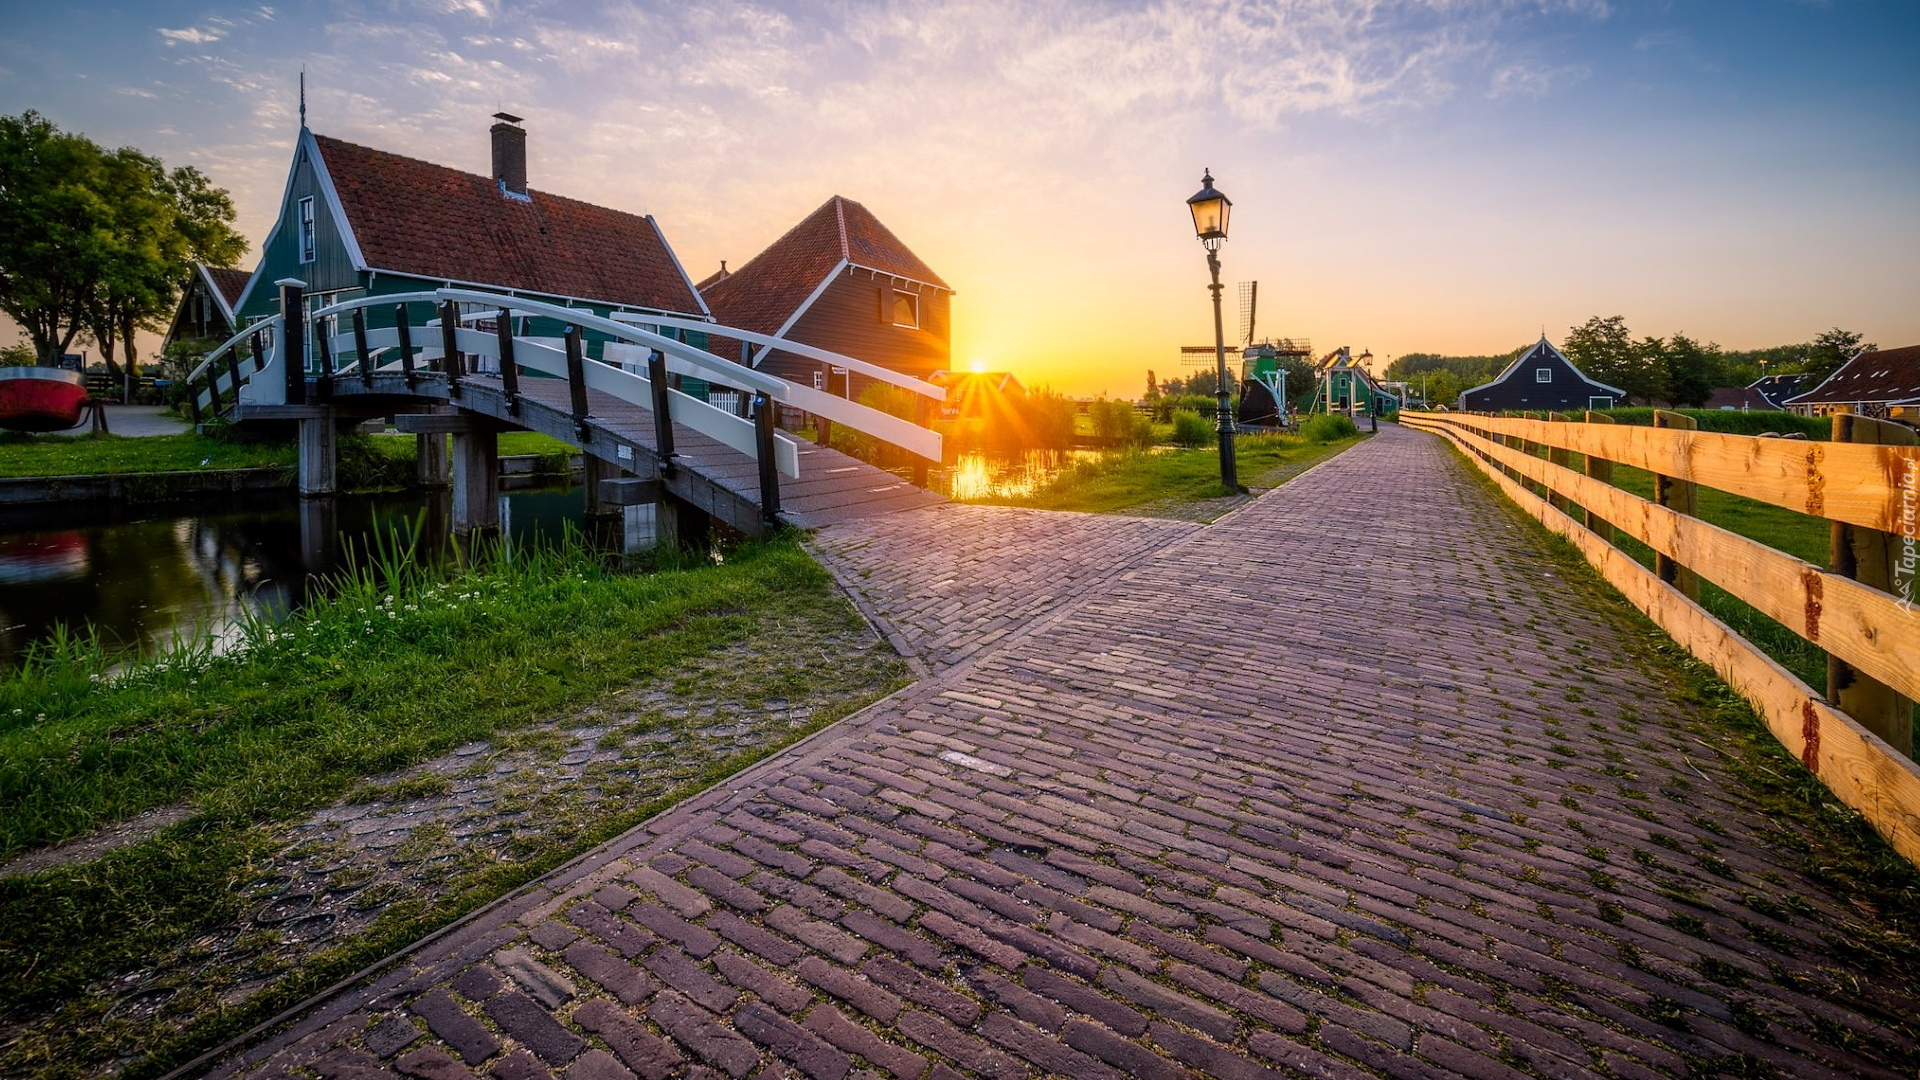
[0, 805, 197, 880]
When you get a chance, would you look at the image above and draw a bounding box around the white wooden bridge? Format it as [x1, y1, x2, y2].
[181, 281, 945, 539]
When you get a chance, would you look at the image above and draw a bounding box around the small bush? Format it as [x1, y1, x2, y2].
[1301, 413, 1359, 443]
[1089, 399, 1153, 448]
[1171, 410, 1213, 448]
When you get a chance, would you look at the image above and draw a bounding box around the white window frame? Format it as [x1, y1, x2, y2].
[298, 197, 317, 264]
[1535, 367, 1552, 383]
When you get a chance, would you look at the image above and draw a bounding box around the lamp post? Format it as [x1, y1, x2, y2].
[1187, 169, 1238, 490]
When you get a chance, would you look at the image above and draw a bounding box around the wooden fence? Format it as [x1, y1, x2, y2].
[1400, 410, 1920, 862]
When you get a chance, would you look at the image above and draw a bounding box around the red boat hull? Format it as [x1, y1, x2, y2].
[0, 368, 87, 432]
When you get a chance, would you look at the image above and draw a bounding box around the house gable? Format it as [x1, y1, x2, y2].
[1785, 345, 1920, 411]
[235, 128, 364, 320]
[702, 195, 952, 378]
[1459, 338, 1624, 412]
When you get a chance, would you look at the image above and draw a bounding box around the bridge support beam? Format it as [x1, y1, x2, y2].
[297, 407, 338, 497]
[418, 430, 451, 489]
[451, 427, 501, 537]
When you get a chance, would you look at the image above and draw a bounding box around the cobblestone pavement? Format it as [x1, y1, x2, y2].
[190, 424, 1920, 1080]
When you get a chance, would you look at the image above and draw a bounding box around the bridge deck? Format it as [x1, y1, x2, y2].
[193, 424, 1919, 1080]
[258, 372, 944, 532]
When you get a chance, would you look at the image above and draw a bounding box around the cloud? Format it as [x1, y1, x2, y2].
[1489, 60, 1588, 98]
[157, 26, 225, 46]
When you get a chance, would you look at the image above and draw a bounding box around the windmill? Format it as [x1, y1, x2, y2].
[1185, 283, 1313, 427]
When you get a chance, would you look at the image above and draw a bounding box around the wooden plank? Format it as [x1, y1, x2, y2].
[1546, 413, 1573, 514]
[1409, 415, 1920, 707]
[1405, 414, 1920, 865]
[1830, 412, 1918, 756]
[1428, 412, 1919, 535]
[1583, 410, 1615, 542]
[1652, 410, 1701, 600]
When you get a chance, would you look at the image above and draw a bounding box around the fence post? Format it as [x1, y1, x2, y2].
[1652, 410, 1700, 600]
[754, 391, 781, 526]
[564, 325, 591, 440]
[395, 305, 417, 389]
[1583, 410, 1616, 542]
[353, 307, 374, 388]
[1829, 412, 1917, 756]
[439, 300, 463, 398]
[1546, 413, 1573, 514]
[647, 348, 676, 474]
[496, 307, 521, 415]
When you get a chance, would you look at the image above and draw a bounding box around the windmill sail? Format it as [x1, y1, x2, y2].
[1237, 281, 1258, 347]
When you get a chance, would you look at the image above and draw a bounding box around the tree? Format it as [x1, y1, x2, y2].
[0, 111, 243, 372]
[1662, 332, 1722, 407]
[85, 151, 244, 378]
[1565, 316, 1667, 405]
[1804, 327, 1875, 384]
[1144, 369, 1160, 400]
[1416, 369, 1462, 408]
[0, 111, 112, 365]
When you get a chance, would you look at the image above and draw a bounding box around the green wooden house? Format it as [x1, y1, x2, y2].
[232, 115, 712, 377]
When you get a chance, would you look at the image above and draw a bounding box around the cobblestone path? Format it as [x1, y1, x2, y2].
[190, 424, 1920, 1080]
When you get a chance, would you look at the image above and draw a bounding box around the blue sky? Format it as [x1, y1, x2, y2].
[2, 0, 1915, 392]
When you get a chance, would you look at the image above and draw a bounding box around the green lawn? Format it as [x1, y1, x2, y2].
[0, 534, 905, 1076]
[0, 433, 295, 478]
[969, 431, 1365, 514]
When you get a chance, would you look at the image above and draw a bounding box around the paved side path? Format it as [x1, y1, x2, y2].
[196, 425, 1919, 1080]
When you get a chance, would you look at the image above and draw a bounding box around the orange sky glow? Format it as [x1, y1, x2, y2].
[2, 2, 1915, 397]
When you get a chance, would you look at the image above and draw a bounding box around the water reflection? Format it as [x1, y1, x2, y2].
[0, 485, 583, 670]
[934, 449, 1106, 501]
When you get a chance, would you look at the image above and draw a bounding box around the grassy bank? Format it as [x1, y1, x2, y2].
[0, 533, 907, 1077]
[971, 429, 1365, 514]
[0, 432, 295, 478]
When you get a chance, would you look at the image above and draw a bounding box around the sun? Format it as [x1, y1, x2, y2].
[968, 358, 989, 374]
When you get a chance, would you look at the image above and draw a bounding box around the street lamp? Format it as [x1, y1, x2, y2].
[1187, 169, 1238, 490]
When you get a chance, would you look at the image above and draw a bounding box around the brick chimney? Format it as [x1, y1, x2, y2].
[490, 112, 527, 197]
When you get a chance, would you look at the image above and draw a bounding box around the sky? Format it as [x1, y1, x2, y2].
[1, 0, 1916, 396]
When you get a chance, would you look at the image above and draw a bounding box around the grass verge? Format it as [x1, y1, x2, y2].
[0, 531, 908, 1077]
[968, 431, 1366, 514]
[1439, 443, 1920, 964]
[0, 432, 295, 478]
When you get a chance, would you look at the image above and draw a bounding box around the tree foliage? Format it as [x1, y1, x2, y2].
[0, 110, 244, 370]
[1804, 327, 1875, 384]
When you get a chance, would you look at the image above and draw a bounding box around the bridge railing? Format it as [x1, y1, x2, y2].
[1401, 410, 1920, 863]
[180, 316, 283, 423]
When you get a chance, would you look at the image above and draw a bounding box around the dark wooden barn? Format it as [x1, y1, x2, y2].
[1458, 337, 1624, 413]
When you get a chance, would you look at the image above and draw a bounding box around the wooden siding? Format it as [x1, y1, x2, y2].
[1461, 349, 1621, 412]
[238, 141, 360, 321]
[760, 271, 949, 395]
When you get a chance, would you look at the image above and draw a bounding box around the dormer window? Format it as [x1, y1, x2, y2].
[892, 290, 918, 328]
[1535, 367, 1552, 383]
[298, 197, 316, 264]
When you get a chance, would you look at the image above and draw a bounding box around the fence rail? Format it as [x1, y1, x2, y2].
[1402, 410, 1920, 863]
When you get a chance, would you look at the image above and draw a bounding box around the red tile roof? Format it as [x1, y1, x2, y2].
[701, 195, 949, 342]
[204, 265, 252, 312]
[1789, 345, 1920, 405]
[312, 134, 704, 316]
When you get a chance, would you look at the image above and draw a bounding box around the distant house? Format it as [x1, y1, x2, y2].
[1705, 386, 1778, 411]
[700, 196, 952, 400]
[164, 263, 253, 349]
[1458, 337, 1624, 413]
[1750, 373, 1809, 410]
[1785, 345, 1920, 423]
[230, 114, 710, 366]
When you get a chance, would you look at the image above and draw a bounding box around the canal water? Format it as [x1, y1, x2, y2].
[0, 449, 1102, 671]
[0, 485, 583, 671]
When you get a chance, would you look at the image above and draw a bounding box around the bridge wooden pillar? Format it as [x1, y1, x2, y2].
[297, 407, 338, 497]
[451, 427, 501, 537]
